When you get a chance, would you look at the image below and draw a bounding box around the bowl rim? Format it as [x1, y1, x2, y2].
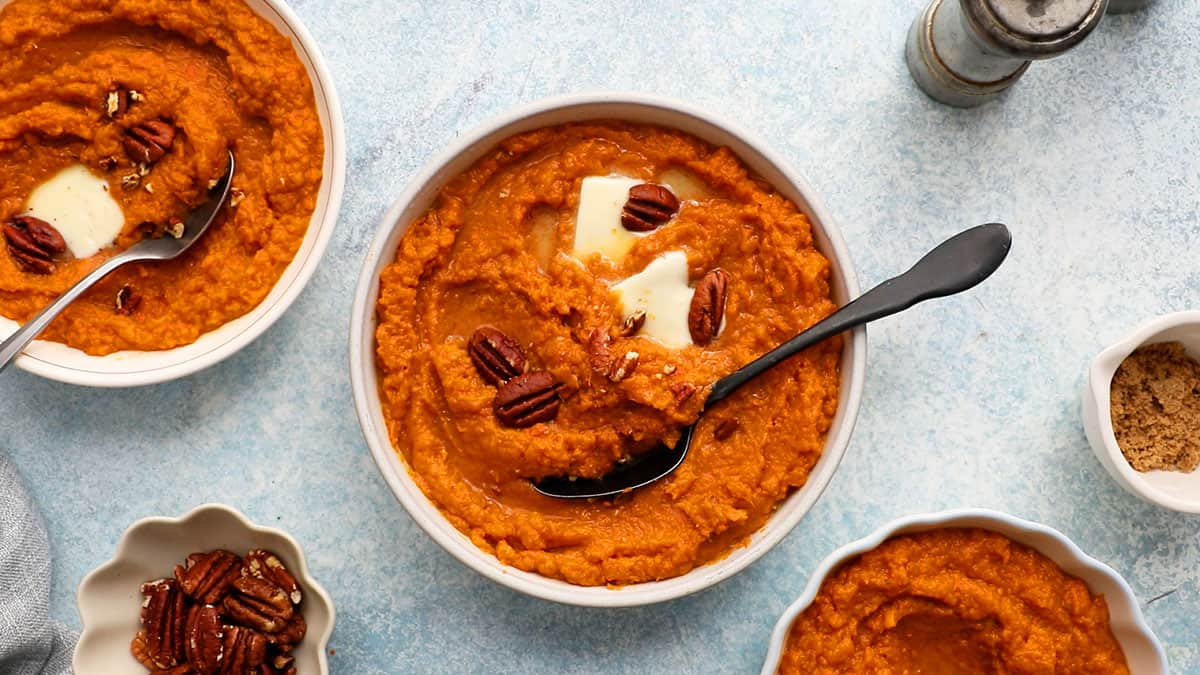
[348, 91, 867, 607]
[73, 502, 336, 674]
[3, 0, 347, 388]
[1085, 310, 1200, 513]
[759, 508, 1167, 674]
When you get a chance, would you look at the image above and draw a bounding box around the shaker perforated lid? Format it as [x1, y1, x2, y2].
[965, 0, 1108, 57]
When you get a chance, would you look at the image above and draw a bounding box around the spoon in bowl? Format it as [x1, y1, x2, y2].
[0, 150, 236, 373]
[532, 222, 1013, 499]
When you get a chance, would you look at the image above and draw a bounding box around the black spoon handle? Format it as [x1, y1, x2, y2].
[706, 223, 1012, 406]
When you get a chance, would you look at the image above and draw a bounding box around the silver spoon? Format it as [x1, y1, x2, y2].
[0, 150, 235, 373]
[533, 222, 1012, 499]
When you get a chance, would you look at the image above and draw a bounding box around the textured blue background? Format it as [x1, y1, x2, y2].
[2, 0, 1198, 672]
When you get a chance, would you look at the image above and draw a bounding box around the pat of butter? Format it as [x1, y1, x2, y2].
[572, 176, 643, 262]
[612, 251, 695, 349]
[25, 165, 124, 259]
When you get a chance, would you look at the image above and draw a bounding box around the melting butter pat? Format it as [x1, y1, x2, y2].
[612, 251, 695, 349]
[25, 165, 124, 259]
[572, 176, 643, 262]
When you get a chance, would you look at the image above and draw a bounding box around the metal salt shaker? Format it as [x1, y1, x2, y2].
[906, 0, 1109, 107]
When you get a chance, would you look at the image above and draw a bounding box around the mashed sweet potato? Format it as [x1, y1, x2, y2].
[375, 122, 842, 586]
[779, 528, 1129, 674]
[0, 0, 322, 354]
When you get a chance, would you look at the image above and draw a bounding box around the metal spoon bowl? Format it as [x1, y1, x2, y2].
[0, 150, 236, 373]
[532, 222, 1013, 499]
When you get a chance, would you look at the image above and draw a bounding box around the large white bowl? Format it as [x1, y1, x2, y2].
[1082, 311, 1200, 513]
[74, 504, 335, 675]
[349, 92, 867, 607]
[0, 0, 346, 387]
[761, 509, 1167, 674]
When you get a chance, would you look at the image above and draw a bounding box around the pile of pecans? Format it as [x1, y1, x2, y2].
[131, 549, 306, 675]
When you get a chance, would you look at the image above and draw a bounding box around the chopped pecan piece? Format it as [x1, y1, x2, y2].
[494, 371, 562, 427]
[224, 576, 294, 633]
[116, 284, 142, 315]
[124, 119, 177, 164]
[587, 328, 614, 376]
[619, 309, 646, 337]
[175, 550, 243, 604]
[671, 382, 697, 404]
[622, 183, 680, 232]
[468, 326, 527, 385]
[608, 351, 639, 383]
[105, 86, 130, 118]
[688, 269, 729, 346]
[185, 604, 225, 675]
[713, 418, 740, 440]
[137, 579, 188, 670]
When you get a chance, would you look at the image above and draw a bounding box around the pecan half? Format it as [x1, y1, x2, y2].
[468, 326, 527, 385]
[244, 550, 302, 606]
[4, 215, 66, 275]
[608, 351, 639, 383]
[688, 269, 729, 346]
[224, 576, 294, 633]
[176, 550, 243, 604]
[137, 579, 188, 670]
[124, 119, 177, 164]
[621, 183, 680, 232]
[494, 371, 562, 427]
[185, 605, 225, 675]
[618, 309, 646, 337]
[220, 625, 268, 673]
[266, 612, 306, 648]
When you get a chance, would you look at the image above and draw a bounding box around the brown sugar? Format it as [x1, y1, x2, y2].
[1110, 342, 1200, 472]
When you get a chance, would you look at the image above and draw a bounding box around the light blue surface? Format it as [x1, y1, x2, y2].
[2, 0, 1198, 672]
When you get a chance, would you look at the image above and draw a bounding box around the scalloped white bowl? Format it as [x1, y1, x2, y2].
[74, 504, 334, 675]
[1082, 311, 1200, 513]
[0, 0, 346, 387]
[761, 509, 1166, 674]
[350, 92, 866, 607]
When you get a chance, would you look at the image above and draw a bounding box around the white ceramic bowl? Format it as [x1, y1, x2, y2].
[0, 0, 346, 387]
[74, 504, 335, 675]
[349, 92, 867, 607]
[761, 509, 1166, 674]
[1083, 311, 1200, 513]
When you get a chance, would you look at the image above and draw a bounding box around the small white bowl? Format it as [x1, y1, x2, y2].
[0, 0, 346, 387]
[761, 509, 1166, 674]
[1082, 311, 1200, 513]
[74, 504, 335, 675]
[349, 92, 867, 607]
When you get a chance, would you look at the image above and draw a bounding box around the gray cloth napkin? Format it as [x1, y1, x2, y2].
[0, 452, 75, 675]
